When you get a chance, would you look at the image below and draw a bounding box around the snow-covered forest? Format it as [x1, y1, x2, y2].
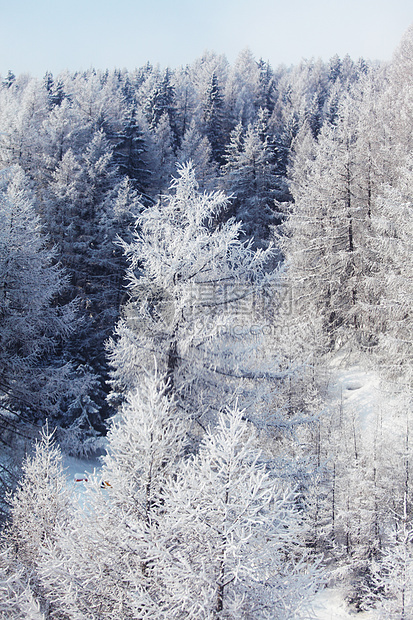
[0, 22, 412, 619]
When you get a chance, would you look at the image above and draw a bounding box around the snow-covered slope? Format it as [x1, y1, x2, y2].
[328, 354, 382, 432]
[312, 588, 378, 619]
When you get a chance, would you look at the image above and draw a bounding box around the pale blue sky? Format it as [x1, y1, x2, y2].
[1, 0, 412, 77]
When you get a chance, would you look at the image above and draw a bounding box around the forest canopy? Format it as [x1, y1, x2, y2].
[1, 25, 413, 618]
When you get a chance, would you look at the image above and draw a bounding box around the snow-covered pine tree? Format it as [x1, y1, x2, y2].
[37, 370, 186, 619]
[7, 426, 72, 554]
[365, 154, 413, 383]
[221, 109, 280, 248]
[102, 368, 187, 521]
[108, 162, 285, 435]
[202, 70, 227, 164]
[173, 65, 198, 140]
[43, 127, 135, 427]
[113, 104, 149, 195]
[0, 77, 48, 180]
[224, 48, 261, 130]
[371, 493, 413, 619]
[0, 547, 45, 620]
[144, 111, 176, 197]
[146, 404, 321, 619]
[0, 165, 84, 424]
[3, 423, 73, 616]
[177, 119, 218, 192]
[143, 67, 176, 133]
[282, 92, 374, 351]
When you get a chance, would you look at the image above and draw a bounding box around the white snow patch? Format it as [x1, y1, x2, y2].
[328, 360, 382, 433]
[63, 454, 102, 487]
[312, 588, 378, 619]
[62, 454, 104, 510]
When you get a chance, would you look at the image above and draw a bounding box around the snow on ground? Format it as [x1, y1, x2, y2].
[328, 351, 409, 466]
[312, 588, 378, 619]
[311, 355, 386, 619]
[63, 453, 103, 497]
[63, 454, 102, 483]
[328, 353, 382, 433]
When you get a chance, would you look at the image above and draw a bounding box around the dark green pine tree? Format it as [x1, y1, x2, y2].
[2, 70, 15, 89]
[113, 105, 149, 196]
[43, 71, 66, 109]
[0, 166, 93, 427]
[203, 70, 226, 164]
[43, 70, 54, 94]
[44, 130, 133, 426]
[222, 110, 281, 248]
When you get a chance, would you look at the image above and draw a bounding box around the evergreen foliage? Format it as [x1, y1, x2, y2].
[1, 29, 413, 616]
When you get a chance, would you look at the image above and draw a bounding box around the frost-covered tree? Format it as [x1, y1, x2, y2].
[113, 104, 149, 194]
[177, 119, 218, 191]
[43, 128, 134, 425]
[0, 547, 45, 620]
[202, 70, 226, 164]
[6, 425, 73, 570]
[364, 154, 413, 382]
[0, 166, 82, 422]
[36, 370, 185, 619]
[144, 111, 176, 196]
[224, 48, 261, 129]
[144, 67, 176, 133]
[39, 97, 80, 180]
[43, 71, 66, 110]
[147, 405, 321, 619]
[372, 493, 413, 619]
[35, 381, 322, 619]
[108, 163, 282, 432]
[102, 369, 187, 521]
[173, 65, 198, 139]
[2, 425, 73, 617]
[282, 93, 375, 350]
[222, 110, 280, 247]
[0, 77, 48, 179]
[2, 70, 16, 89]
[386, 24, 413, 167]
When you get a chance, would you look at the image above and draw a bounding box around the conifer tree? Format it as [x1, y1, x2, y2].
[108, 163, 281, 432]
[0, 165, 82, 422]
[202, 71, 226, 164]
[177, 119, 218, 191]
[282, 94, 374, 350]
[365, 154, 413, 382]
[222, 110, 279, 247]
[146, 405, 321, 619]
[6, 425, 73, 570]
[144, 111, 176, 196]
[36, 371, 185, 619]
